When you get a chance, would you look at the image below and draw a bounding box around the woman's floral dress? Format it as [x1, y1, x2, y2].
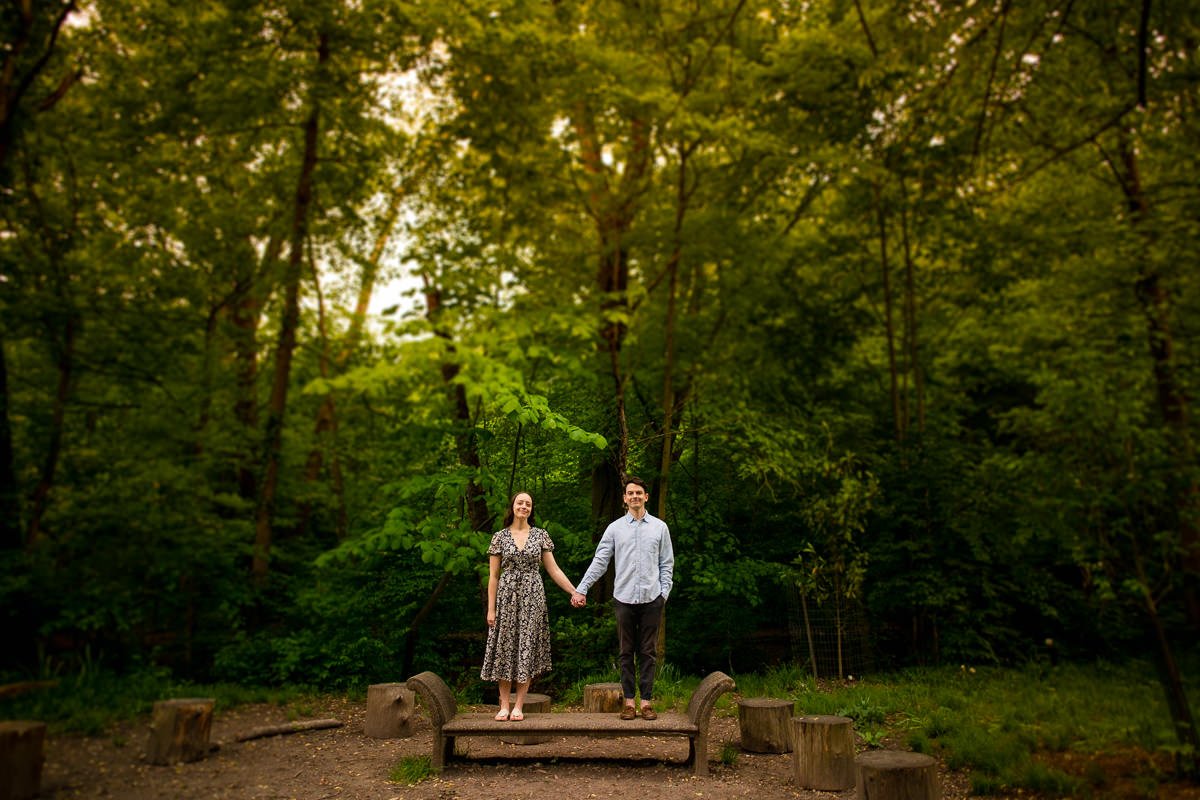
[480, 526, 555, 684]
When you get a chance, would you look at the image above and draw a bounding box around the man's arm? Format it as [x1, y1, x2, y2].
[574, 527, 616, 598]
[658, 525, 674, 600]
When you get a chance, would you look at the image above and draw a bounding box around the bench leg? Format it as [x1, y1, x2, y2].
[431, 731, 450, 771]
[691, 734, 709, 777]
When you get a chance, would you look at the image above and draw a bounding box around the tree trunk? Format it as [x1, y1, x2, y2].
[898, 178, 924, 433]
[0, 1, 77, 170]
[873, 182, 903, 442]
[792, 715, 856, 790]
[421, 279, 491, 533]
[573, 109, 650, 496]
[737, 697, 795, 753]
[252, 33, 328, 582]
[0, 333, 20, 548]
[298, 191, 400, 537]
[144, 698, 214, 766]
[231, 242, 272, 506]
[855, 751, 939, 800]
[1117, 134, 1200, 631]
[0, 720, 46, 800]
[26, 314, 74, 547]
[401, 570, 453, 677]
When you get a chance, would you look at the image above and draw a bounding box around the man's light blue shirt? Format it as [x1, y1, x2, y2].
[576, 511, 674, 604]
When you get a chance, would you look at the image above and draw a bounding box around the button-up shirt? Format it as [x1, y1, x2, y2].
[576, 511, 674, 604]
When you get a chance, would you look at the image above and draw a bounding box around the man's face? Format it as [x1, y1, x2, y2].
[624, 484, 647, 511]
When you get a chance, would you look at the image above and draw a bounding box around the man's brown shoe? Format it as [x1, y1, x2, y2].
[619, 706, 637, 720]
[639, 706, 657, 721]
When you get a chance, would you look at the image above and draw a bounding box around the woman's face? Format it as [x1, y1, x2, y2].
[512, 493, 533, 521]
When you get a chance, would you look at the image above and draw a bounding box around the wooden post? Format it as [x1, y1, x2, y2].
[792, 714, 856, 790]
[737, 697, 795, 753]
[0, 721, 45, 800]
[499, 693, 552, 745]
[145, 698, 214, 765]
[855, 750, 940, 800]
[364, 683, 416, 739]
[583, 682, 624, 713]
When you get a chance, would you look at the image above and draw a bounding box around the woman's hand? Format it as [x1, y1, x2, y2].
[487, 610, 496, 627]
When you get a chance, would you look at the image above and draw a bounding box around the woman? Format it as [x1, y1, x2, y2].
[480, 491, 577, 721]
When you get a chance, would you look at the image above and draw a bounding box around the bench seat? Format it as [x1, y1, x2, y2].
[407, 671, 735, 776]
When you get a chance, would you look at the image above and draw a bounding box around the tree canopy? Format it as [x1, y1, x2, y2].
[1, 0, 1197, 766]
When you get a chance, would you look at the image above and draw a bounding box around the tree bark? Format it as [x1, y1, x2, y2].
[898, 178, 924, 433]
[873, 182, 903, 441]
[1111, 132, 1199, 774]
[0, 333, 20, 548]
[0, 0, 77, 170]
[1116, 134, 1200, 631]
[252, 33, 328, 581]
[144, 698, 214, 765]
[298, 190, 401, 537]
[26, 313, 74, 547]
[573, 109, 651, 492]
[231, 239, 274, 506]
[737, 697, 795, 753]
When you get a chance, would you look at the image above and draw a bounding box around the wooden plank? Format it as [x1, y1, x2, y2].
[442, 711, 696, 737]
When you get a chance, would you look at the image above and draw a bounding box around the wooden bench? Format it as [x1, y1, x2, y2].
[406, 671, 735, 776]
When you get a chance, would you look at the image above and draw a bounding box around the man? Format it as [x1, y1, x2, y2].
[572, 476, 674, 720]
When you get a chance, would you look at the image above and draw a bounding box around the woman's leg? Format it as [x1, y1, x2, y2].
[512, 680, 530, 719]
[495, 679, 512, 719]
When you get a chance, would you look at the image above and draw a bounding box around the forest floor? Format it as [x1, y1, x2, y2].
[34, 694, 1197, 800]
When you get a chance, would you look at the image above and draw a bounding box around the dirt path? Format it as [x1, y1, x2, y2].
[37, 696, 972, 799]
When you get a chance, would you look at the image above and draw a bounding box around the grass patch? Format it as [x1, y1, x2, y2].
[389, 755, 434, 784]
[0, 669, 320, 735]
[733, 658, 1195, 796]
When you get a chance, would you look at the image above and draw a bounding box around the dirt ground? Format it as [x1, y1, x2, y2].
[31, 694, 1192, 800]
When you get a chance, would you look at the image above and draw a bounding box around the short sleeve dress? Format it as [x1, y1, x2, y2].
[480, 526, 555, 684]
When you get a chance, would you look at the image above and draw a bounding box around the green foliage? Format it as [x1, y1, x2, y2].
[0, 2, 1197, 769]
[389, 755, 434, 785]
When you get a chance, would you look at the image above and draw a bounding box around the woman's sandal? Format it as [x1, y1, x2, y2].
[494, 709, 511, 721]
[509, 709, 524, 722]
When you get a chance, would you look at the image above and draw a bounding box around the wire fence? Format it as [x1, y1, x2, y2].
[785, 584, 872, 680]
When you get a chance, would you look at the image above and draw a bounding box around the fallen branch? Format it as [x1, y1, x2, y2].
[0, 680, 60, 699]
[235, 718, 343, 742]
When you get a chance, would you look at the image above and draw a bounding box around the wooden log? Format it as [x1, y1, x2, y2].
[792, 714, 856, 790]
[855, 750, 940, 800]
[737, 697, 795, 753]
[583, 682, 624, 713]
[145, 698, 214, 766]
[364, 683, 416, 739]
[498, 693, 552, 745]
[0, 721, 46, 800]
[234, 718, 343, 742]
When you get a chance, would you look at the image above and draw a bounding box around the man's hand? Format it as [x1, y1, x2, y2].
[570, 592, 587, 608]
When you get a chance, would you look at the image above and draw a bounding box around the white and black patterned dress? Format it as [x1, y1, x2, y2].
[480, 527, 555, 684]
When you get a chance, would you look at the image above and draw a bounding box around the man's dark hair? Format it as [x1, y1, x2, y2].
[623, 475, 649, 494]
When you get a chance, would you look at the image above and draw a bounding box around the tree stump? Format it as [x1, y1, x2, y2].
[792, 714, 856, 790]
[145, 698, 214, 765]
[583, 682, 624, 713]
[499, 693, 552, 745]
[737, 697, 795, 753]
[855, 750, 940, 800]
[364, 683, 416, 739]
[0, 720, 46, 800]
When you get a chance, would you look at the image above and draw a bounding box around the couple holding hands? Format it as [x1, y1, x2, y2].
[479, 477, 674, 722]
